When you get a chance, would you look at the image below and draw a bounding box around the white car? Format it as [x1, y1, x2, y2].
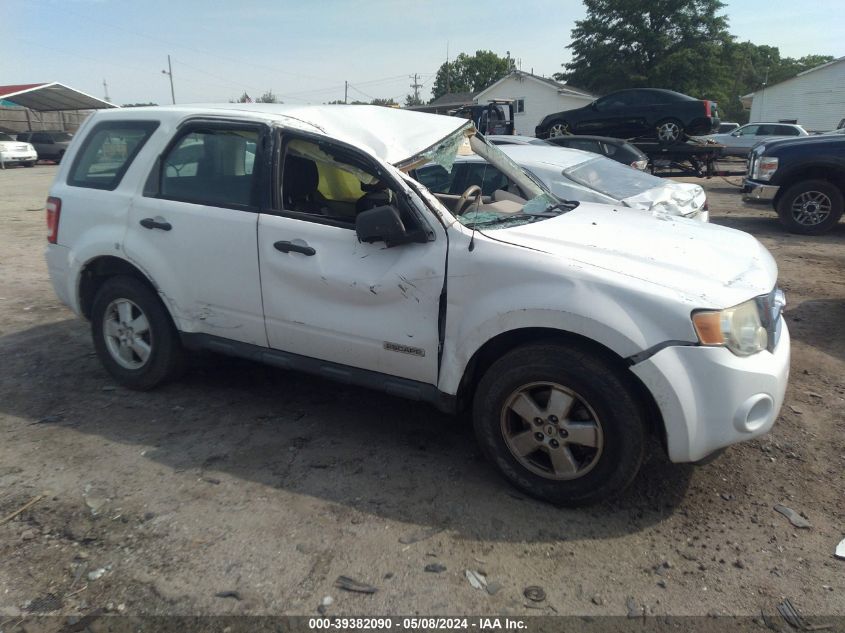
[415, 144, 708, 221]
[45, 105, 788, 505]
[698, 123, 808, 157]
[0, 133, 38, 168]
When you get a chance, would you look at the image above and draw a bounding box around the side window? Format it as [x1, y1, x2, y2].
[598, 141, 618, 157]
[568, 139, 601, 154]
[737, 125, 759, 136]
[515, 98, 525, 114]
[415, 164, 454, 194]
[279, 137, 414, 229]
[159, 127, 259, 208]
[32, 133, 51, 143]
[462, 163, 510, 196]
[17, 132, 30, 142]
[778, 125, 801, 136]
[68, 121, 159, 190]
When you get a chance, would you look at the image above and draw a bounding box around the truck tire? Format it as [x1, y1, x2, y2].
[91, 276, 185, 390]
[776, 180, 844, 235]
[472, 343, 646, 506]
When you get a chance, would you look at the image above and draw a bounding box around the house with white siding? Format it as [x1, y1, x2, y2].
[741, 57, 845, 132]
[473, 71, 595, 136]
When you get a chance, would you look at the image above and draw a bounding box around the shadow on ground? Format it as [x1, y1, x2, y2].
[0, 320, 694, 544]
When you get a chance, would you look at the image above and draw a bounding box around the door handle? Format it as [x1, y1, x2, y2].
[274, 240, 316, 256]
[139, 218, 172, 231]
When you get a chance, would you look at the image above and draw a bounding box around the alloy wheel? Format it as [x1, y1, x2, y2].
[657, 121, 681, 142]
[791, 190, 832, 226]
[500, 381, 604, 480]
[103, 298, 153, 370]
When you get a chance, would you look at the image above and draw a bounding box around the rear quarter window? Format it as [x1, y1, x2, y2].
[68, 121, 159, 190]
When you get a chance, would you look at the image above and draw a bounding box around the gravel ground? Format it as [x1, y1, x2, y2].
[0, 165, 843, 620]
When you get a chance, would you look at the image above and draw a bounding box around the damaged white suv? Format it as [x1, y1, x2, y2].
[45, 105, 789, 505]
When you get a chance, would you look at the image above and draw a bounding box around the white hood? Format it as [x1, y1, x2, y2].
[484, 203, 777, 308]
[623, 181, 706, 218]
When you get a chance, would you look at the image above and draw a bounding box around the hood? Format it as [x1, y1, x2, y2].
[757, 135, 845, 153]
[197, 104, 474, 167]
[0, 140, 32, 150]
[484, 203, 776, 308]
[623, 181, 706, 218]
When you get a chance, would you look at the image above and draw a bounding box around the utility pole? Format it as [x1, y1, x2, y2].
[344, 80, 348, 104]
[409, 73, 422, 103]
[102, 79, 110, 103]
[161, 54, 176, 105]
[446, 42, 450, 94]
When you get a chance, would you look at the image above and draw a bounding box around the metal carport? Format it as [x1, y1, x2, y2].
[0, 82, 117, 132]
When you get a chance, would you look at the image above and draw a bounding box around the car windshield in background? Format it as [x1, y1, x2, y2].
[563, 156, 667, 200]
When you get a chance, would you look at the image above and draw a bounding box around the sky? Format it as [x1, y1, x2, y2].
[2, 0, 843, 106]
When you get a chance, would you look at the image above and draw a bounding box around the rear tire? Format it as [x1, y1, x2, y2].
[472, 343, 646, 506]
[546, 120, 570, 138]
[656, 118, 684, 144]
[776, 180, 844, 235]
[91, 276, 185, 390]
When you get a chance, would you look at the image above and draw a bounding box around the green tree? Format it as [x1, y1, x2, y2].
[557, 0, 730, 96]
[431, 50, 515, 101]
[256, 90, 279, 103]
[404, 93, 424, 107]
[370, 97, 398, 106]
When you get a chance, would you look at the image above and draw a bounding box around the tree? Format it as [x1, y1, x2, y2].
[557, 0, 730, 96]
[431, 50, 515, 101]
[404, 93, 424, 107]
[121, 102, 158, 108]
[370, 97, 398, 107]
[256, 90, 279, 103]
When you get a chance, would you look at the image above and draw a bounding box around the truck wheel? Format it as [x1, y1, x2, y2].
[91, 276, 185, 390]
[472, 343, 646, 506]
[547, 121, 570, 138]
[776, 180, 844, 235]
[656, 119, 684, 144]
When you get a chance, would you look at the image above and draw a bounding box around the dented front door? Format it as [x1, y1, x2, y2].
[257, 214, 446, 384]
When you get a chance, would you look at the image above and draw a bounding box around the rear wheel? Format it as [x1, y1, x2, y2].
[472, 343, 646, 506]
[547, 120, 570, 138]
[91, 276, 185, 390]
[656, 118, 684, 144]
[776, 179, 844, 235]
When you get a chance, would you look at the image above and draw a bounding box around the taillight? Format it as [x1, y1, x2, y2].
[703, 100, 711, 117]
[46, 196, 61, 244]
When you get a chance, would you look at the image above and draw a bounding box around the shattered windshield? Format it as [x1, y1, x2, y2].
[418, 134, 577, 230]
[563, 156, 666, 200]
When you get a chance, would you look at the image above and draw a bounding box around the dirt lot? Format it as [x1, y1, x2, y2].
[1, 165, 843, 620]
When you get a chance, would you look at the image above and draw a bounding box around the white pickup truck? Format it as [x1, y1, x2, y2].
[45, 105, 789, 505]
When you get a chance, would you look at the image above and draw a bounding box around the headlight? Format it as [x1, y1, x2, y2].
[752, 156, 778, 181]
[692, 299, 768, 356]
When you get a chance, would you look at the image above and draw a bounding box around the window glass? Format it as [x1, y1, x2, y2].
[738, 125, 759, 136]
[463, 163, 510, 196]
[777, 125, 801, 136]
[598, 141, 619, 157]
[160, 128, 258, 207]
[756, 125, 775, 135]
[68, 121, 159, 190]
[0, 133, 14, 141]
[567, 139, 601, 154]
[564, 156, 667, 200]
[415, 164, 453, 194]
[32, 133, 51, 143]
[16, 133, 30, 141]
[280, 138, 398, 226]
[516, 98, 525, 114]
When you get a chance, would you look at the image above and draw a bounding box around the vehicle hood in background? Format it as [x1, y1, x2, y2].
[485, 203, 776, 308]
[623, 181, 706, 217]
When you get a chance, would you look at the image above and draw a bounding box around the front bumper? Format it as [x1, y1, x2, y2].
[630, 320, 790, 462]
[742, 179, 779, 203]
[0, 150, 38, 164]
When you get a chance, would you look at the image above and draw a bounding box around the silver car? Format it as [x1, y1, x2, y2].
[698, 123, 808, 157]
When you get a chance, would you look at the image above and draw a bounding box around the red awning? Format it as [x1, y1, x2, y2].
[0, 82, 117, 111]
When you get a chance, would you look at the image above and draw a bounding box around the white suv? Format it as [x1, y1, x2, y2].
[45, 105, 790, 505]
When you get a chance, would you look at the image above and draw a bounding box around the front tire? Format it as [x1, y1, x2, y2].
[776, 179, 844, 235]
[472, 343, 646, 506]
[91, 276, 185, 390]
[23, 161, 35, 168]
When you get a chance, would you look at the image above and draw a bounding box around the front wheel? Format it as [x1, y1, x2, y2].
[91, 276, 185, 390]
[23, 161, 36, 168]
[472, 343, 646, 506]
[776, 179, 844, 235]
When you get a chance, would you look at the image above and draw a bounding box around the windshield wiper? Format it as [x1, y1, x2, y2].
[544, 200, 580, 213]
[467, 214, 540, 229]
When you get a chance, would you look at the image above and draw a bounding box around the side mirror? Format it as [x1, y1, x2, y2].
[355, 205, 407, 246]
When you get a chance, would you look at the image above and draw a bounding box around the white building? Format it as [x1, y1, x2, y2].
[474, 71, 594, 136]
[741, 57, 845, 132]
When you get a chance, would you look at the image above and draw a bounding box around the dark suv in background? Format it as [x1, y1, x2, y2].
[15, 130, 74, 163]
[535, 88, 719, 144]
